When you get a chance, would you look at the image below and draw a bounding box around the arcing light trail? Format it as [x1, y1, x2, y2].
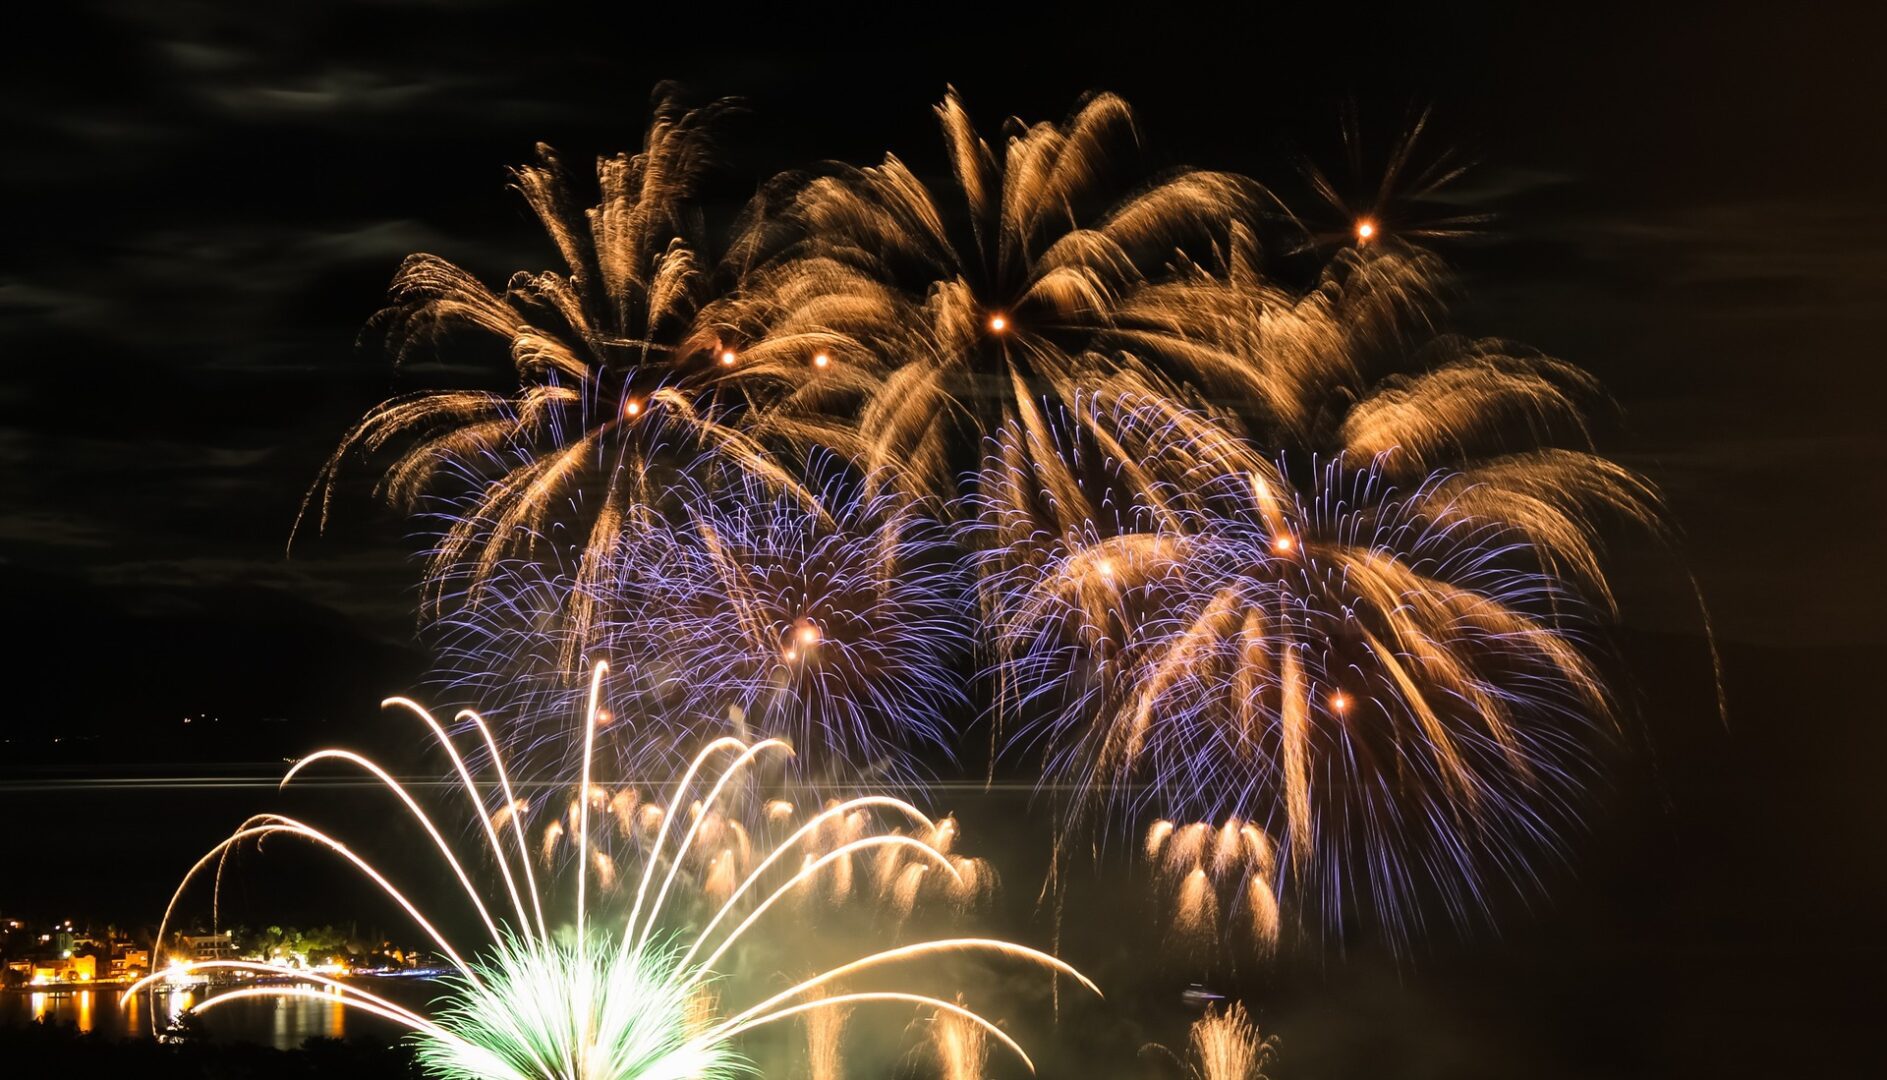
[129, 663, 1095, 1079]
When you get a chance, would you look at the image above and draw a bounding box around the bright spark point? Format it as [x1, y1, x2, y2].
[813, 352, 831, 368]
[623, 399, 643, 418]
[1095, 558, 1114, 577]
[797, 624, 821, 646]
[987, 314, 1007, 333]
[1330, 692, 1350, 713]
[1355, 219, 1377, 243]
[1271, 535, 1294, 554]
[719, 349, 737, 366]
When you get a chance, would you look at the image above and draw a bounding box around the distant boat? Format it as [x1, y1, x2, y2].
[1180, 983, 1227, 1008]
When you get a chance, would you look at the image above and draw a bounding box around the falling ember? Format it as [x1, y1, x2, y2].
[490, 798, 529, 834]
[1146, 820, 1175, 860]
[623, 398, 644, 418]
[872, 836, 907, 889]
[813, 352, 832, 368]
[986, 313, 1007, 333]
[1355, 218, 1377, 243]
[727, 820, 754, 870]
[610, 790, 640, 837]
[639, 803, 667, 832]
[1212, 820, 1244, 878]
[131, 667, 1098, 1079]
[1329, 691, 1350, 714]
[798, 623, 822, 647]
[1175, 867, 1221, 945]
[696, 810, 728, 852]
[891, 864, 931, 917]
[720, 349, 738, 366]
[828, 849, 854, 904]
[1239, 824, 1275, 881]
[925, 816, 959, 855]
[1164, 822, 1210, 876]
[1270, 534, 1294, 554]
[704, 850, 739, 907]
[1247, 877, 1281, 954]
[947, 857, 993, 910]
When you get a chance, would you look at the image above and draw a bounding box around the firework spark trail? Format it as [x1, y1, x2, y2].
[1187, 1004, 1274, 1080]
[721, 88, 1264, 535]
[1292, 102, 1493, 251]
[427, 462, 970, 785]
[526, 790, 989, 929]
[129, 663, 1096, 1079]
[981, 386, 1643, 939]
[296, 89, 820, 649]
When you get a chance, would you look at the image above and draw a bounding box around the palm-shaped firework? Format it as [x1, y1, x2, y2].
[130, 665, 1093, 1079]
[723, 88, 1263, 533]
[982, 244, 1665, 936]
[299, 89, 815, 643]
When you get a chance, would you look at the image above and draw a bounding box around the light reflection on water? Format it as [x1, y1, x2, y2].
[4, 980, 423, 1050]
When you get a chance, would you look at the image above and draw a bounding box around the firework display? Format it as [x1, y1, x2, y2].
[129, 666, 1092, 1078]
[988, 437, 1632, 935]
[1291, 103, 1492, 251]
[302, 86, 1677, 947]
[297, 91, 815, 650]
[430, 463, 970, 783]
[1184, 1004, 1276, 1080]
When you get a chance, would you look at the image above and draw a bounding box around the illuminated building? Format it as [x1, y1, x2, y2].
[181, 932, 238, 963]
[109, 944, 150, 980]
[21, 953, 95, 985]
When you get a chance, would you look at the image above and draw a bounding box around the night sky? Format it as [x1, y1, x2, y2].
[3, 3, 1885, 1076]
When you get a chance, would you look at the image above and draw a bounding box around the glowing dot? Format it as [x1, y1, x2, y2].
[623, 399, 643, 418]
[1271, 534, 1294, 554]
[1355, 219, 1377, 243]
[988, 314, 1008, 333]
[1095, 557, 1115, 576]
[1330, 692, 1350, 713]
[595, 709, 613, 727]
[782, 648, 798, 662]
[797, 624, 821, 646]
[813, 352, 831, 368]
[719, 349, 737, 366]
